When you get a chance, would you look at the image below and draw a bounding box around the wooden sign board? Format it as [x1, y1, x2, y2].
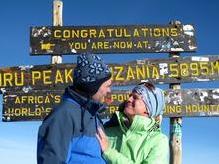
[2, 89, 219, 121]
[2, 90, 63, 121]
[0, 56, 219, 93]
[30, 24, 196, 55]
[113, 55, 219, 85]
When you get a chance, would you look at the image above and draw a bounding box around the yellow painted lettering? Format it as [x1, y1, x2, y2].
[72, 30, 80, 38]
[109, 106, 118, 114]
[136, 41, 143, 48]
[171, 28, 178, 37]
[136, 65, 146, 80]
[126, 66, 135, 80]
[35, 107, 42, 116]
[63, 30, 71, 38]
[98, 29, 105, 38]
[180, 63, 189, 77]
[55, 70, 64, 84]
[43, 70, 52, 84]
[169, 63, 179, 77]
[45, 108, 52, 115]
[115, 29, 123, 37]
[15, 72, 24, 86]
[91, 42, 97, 49]
[89, 29, 97, 38]
[152, 66, 159, 79]
[162, 28, 170, 36]
[106, 29, 114, 37]
[124, 29, 131, 37]
[141, 28, 149, 37]
[81, 30, 88, 38]
[32, 71, 41, 85]
[142, 41, 149, 48]
[133, 29, 140, 37]
[54, 30, 61, 38]
[200, 62, 209, 76]
[28, 96, 34, 103]
[55, 95, 61, 103]
[15, 97, 21, 104]
[45, 96, 50, 103]
[65, 69, 73, 83]
[3, 73, 13, 86]
[153, 28, 161, 37]
[211, 61, 219, 74]
[38, 96, 43, 103]
[115, 66, 124, 81]
[190, 62, 199, 76]
[21, 96, 27, 103]
[21, 108, 28, 116]
[103, 42, 109, 49]
[111, 94, 117, 101]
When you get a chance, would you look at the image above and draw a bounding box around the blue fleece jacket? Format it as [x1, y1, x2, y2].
[37, 87, 106, 164]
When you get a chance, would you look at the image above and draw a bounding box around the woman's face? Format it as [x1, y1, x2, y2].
[124, 92, 149, 119]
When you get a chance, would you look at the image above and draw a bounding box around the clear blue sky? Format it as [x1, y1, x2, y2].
[0, 0, 219, 163]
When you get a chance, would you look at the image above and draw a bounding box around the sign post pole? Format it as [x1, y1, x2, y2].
[169, 21, 182, 164]
[52, 0, 63, 64]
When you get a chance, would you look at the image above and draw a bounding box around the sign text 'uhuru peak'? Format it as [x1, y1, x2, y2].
[0, 55, 219, 92]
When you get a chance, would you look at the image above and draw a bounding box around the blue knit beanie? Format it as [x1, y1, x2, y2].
[132, 84, 165, 117]
[73, 54, 111, 96]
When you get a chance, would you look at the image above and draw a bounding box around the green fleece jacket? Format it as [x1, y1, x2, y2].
[103, 112, 169, 164]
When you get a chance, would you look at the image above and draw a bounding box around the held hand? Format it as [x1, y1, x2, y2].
[96, 127, 109, 152]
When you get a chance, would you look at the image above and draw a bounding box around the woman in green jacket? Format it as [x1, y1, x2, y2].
[96, 82, 169, 164]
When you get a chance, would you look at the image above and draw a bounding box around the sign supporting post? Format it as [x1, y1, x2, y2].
[169, 20, 182, 164]
[169, 84, 182, 164]
[52, 0, 63, 64]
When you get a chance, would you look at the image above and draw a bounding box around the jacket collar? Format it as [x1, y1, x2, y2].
[116, 111, 159, 134]
[64, 86, 106, 116]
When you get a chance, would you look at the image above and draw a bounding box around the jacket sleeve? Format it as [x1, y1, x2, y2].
[103, 148, 136, 164]
[37, 108, 73, 164]
[143, 135, 169, 164]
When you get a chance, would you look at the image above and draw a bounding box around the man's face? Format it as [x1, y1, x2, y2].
[92, 79, 112, 102]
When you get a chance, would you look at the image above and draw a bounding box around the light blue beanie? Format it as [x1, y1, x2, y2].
[132, 84, 165, 117]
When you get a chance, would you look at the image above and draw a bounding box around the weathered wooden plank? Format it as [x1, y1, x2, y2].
[30, 24, 196, 55]
[0, 56, 218, 92]
[2, 90, 63, 121]
[103, 89, 219, 118]
[2, 89, 219, 121]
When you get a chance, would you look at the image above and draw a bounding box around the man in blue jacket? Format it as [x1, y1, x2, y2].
[37, 54, 112, 164]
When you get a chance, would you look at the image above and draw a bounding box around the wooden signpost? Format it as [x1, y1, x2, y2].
[0, 1, 217, 163]
[2, 89, 219, 121]
[0, 55, 219, 93]
[30, 24, 197, 55]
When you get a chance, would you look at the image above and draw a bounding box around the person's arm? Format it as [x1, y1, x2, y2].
[142, 135, 169, 164]
[37, 108, 73, 164]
